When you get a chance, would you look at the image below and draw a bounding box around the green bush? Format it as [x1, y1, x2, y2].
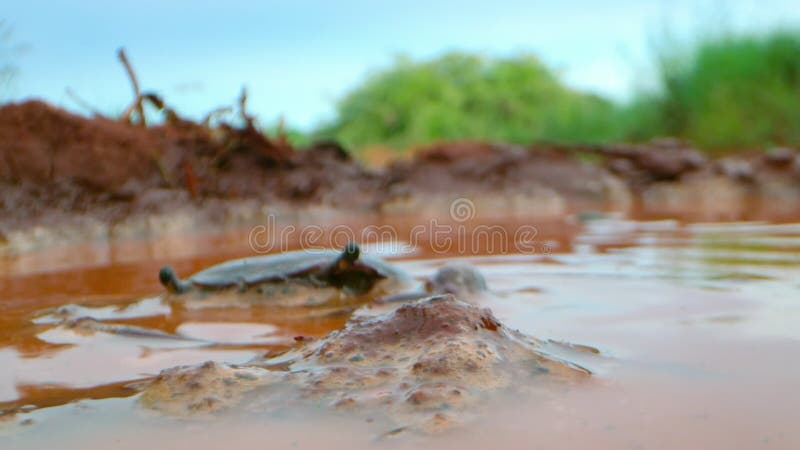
[0, 21, 18, 98]
[316, 53, 626, 153]
[626, 29, 800, 151]
[317, 30, 800, 155]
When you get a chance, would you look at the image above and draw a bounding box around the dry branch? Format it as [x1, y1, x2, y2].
[202, 107, 233, 127]
[118, 48, 146, 127]
[238, 87, 255, 129]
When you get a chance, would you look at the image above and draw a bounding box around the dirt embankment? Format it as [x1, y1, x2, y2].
[1, 100, 799, 255]
[0, 100, 379, 220]
[384, 139, 800, 220]
[0, 100, 384, 254]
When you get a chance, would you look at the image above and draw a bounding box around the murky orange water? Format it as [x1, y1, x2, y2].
[1, 216, 799, 449]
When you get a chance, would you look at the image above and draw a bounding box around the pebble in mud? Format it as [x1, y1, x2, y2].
[139, 295, 596, 433]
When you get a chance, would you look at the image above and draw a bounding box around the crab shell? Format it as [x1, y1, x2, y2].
[160, 246, 413, 308]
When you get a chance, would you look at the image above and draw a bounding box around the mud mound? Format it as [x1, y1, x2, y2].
[382, 141, 632, 215]
[141, 295, 593, 432]
[0, 100, 388, 255]
[0, 101, 381, 223]
[0, 100, 161, 190]
[389, 141, 621, 195]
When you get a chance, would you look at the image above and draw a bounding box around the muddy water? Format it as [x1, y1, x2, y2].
[1, 217, 799, 449]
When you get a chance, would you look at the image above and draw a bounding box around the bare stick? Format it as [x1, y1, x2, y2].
[202, 106, 233, 127]
[276, 115, 290, 149]
[239, 86, 255, 129]
[117, 48, 146, 127]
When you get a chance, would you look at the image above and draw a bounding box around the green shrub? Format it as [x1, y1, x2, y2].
[626, 29, 800, 151]
[318, 30, 800, 155]
[0, 21, 19, 99]
[316, 53, 625, 153]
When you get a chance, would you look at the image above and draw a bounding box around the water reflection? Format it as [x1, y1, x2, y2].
[1, 217, 799, 449]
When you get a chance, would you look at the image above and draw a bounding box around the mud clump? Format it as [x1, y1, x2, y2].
[140, 361, 272, 416]
[139, 295, 593, 433]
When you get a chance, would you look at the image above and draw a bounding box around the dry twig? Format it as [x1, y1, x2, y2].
[118, 48, 146, 127]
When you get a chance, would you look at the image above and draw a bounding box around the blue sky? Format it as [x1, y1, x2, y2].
[4, 0, 800, 130]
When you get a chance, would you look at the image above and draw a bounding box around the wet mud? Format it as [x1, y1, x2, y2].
[140, 295, 592, 433]
[1, 218, 799, 449]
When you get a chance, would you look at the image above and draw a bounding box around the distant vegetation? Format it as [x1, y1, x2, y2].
[0, 21, 18, 98]
[635, 29, 800, 152]
[315, 53, 625, 152]
[314, 29, 800, 155]
[3, 22, 799, 155]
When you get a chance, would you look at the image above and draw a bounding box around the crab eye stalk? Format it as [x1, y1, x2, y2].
[342, 242, 360, 263]
[159, 266, 191, 294]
